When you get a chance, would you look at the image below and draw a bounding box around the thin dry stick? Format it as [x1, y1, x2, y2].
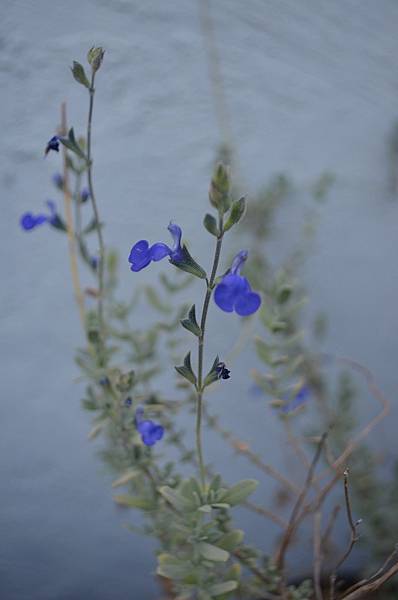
[274, 432, 327, 572]
[60, 103, 85, 326]
[340, 560, 398, 600]
[204, 408, 300, 496]
[244, 499, 288, 529]
[318, 355, 390, 479]
[321, 504, 341, 555]
[340, 546, 398, 598]
[313, 510, 324, 600]
[329, 469, 361, 599]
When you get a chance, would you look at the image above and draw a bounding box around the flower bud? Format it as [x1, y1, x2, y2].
[209, 163, 231, 213]
[87, 46, 105, 73]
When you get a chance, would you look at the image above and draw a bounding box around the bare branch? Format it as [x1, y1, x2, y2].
[274, 432, 328, 572]
[329, 469, 361, 599]
[313, 510, 324, 600]
[340, 560, 398, 600]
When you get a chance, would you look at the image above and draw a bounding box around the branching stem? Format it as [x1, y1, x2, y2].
[196, 214, 224, 490]
[87, 70, 105, 335]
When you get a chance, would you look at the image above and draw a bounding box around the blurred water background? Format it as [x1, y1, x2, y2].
[1, 1, 398, 598]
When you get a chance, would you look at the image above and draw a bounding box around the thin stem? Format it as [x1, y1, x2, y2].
[329, 469, 361, 599]
[274, 432, 327, 573]
[60, 103, 85, 326]
[87, 70, 105, 335]
[196, 214, 224, 490]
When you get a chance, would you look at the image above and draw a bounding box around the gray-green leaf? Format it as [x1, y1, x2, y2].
[180, 304, 201, 336]
[198, 542, 229, 562]
[71, 61, 90, 88]
[219, 479, 258, 506]
[224, 196, 246, 231]
[203, 213, 219, 237]
[175, 352, 197, 386]
[208, 581, 238, 596]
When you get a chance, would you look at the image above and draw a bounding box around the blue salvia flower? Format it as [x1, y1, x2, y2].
[90, 256, 99, 270]
[81, 188, 90, 202]
[20, 200, 58, 231]
[216, 362, 231, 380]
[280, 385, 310, 414]
[128, 222, 183, 272]
[52, 173, 64, 189]
[214, 250, 261, 316]
[134, 406, 164, 447]
[44, 136, 60, 156]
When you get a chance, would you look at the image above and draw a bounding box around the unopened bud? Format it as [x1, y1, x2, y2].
[209, 163, 231, 213]
[87, 46, 105, 73]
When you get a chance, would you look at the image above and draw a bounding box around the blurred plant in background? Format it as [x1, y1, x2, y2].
[22, 43, 398, 600]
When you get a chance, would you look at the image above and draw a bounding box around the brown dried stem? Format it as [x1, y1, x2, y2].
[274, 432, 327, 572]
[329, 469, 361, 599]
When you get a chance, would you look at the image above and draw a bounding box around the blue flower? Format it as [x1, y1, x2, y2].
[90, 256, 99, 270]
[216, 362, 231, 380]
[52, 173, 64, 189]
[45, 136, 60, 156]
[214, 250, 261, 316]
[81, 188, 90, 202]
[281, 385, 310, 414]
[20, 200, 58, 231]
[124, 397, 132, 407]
[128, 222, 183, 272]
[134, 406, 164, 447]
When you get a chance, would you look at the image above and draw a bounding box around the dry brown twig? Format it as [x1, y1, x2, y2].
[313, 510, 324, 600]
[274, 432, 328, 573]
[340, 545, 398, 599]
[329, 469, 361, 599]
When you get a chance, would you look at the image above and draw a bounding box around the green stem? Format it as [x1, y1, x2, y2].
[196, 214, 224, 490]
[87, 70, 105, 335]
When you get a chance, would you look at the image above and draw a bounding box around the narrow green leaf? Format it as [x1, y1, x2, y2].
[198, 504, 212, 513]
[255, 338, 273, 364]
[49, 214, 67, 232]
[219, 479, 258, 506]
[224, 196, 246, 231]
[113, 494, 154, 510]
[175, 351, 197, 386]
[203, 355, 220, 388]
[59, 128, 86, 160]
[198, 542, 229, 562]
[216, 530, 244, 551]
[180, 304, 201, 336]
[208, 581, 238, 596]
[203, 213, 219, 237]
[157, 554, 195, 581]
[158, 486, 196, 512]
[82, 217, 100, 235]
[71, 61, 90, 88]
[111, 470, 140, 488]
[276, 284, 292, 304]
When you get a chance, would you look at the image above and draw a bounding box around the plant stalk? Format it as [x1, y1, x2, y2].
[87, 70, 105, 335]
[196, 214, 224, 490]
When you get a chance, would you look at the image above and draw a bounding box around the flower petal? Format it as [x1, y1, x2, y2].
[129, 240, 152, 271]
[230, 250, 248, 274]
[214, 273, 249, 312]
[20, 213, 48, 231]
[234, 291, 261, 316]
[150, 242, 171, 261]
[167, 222, 182, 250]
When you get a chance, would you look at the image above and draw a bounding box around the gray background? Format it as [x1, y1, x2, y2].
[1, 1, 398, 598]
